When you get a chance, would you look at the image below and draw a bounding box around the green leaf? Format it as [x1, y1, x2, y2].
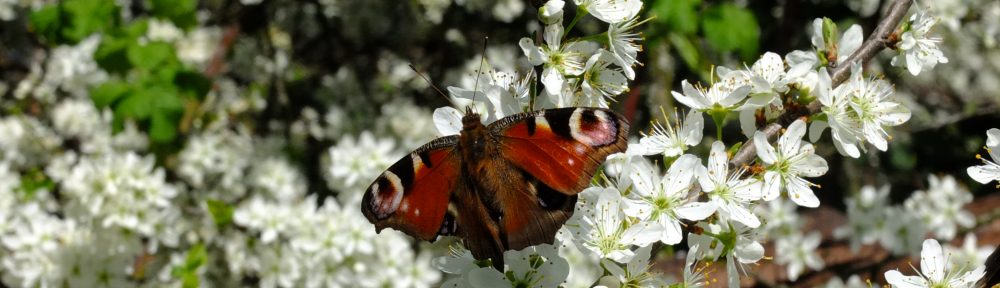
[62, 0, 119, 43]
[184, 244, 207, 271]
[653, 0, 700, 34]
[150, 111, 177, 142]
[175, 70, 211, 100]
[91, 80, 131, 108]
[206, 199, 234, 227]
[18, 169, 54, 200]
[149, 0, 198, 29]
[115, 91, 155, 119]
[701, 4, 760, 60]
[124, 19, 149, 38]
[669, 33, 700, 71]
[171, 244, 206, 288]
[127, 41, 175, 71]
[28, 6, 62, 43]
[95, 37, 133, 74]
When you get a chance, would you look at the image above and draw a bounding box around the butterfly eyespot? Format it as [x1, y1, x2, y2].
[568, 109, 618, 147]
[371, 171, 405, 219]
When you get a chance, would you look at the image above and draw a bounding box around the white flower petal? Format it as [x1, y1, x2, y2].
[761, 171, 781, 201]
[967, 164, 1000, 184]
[920, 239, 945, 282]
[675, 201, 717, 221]
[787, 176, 820, 207]
[682, 110, 704, 146]
[708, 141, 728, 183]
[838, 25, 864, 63]
[720, 201, 760, 228]
[541, 67, 565, 96]
[780, 120, 807, 156]
[740, 109, 758, 139]
[433, 106, 465, 136]
[753, 131, 778, 165]
[808, 120, 828, 143]
[884, 270, 928, 288]
[791, 152, 828, 178]
[735, 239, 764, 263]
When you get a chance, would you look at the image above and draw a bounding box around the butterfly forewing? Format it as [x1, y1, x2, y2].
[493, 107, 629, 194]
[361, 136, 460, 241]
[489, 107, 629, 250]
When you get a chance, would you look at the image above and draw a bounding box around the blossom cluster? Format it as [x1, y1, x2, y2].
[425, 3, 990, 288]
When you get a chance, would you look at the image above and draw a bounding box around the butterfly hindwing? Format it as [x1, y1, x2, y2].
[361, 136, 460, 241]
[497, 172, 578, 251]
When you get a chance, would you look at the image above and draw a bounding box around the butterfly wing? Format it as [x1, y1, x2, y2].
[493, 107, 629, 194]
[490, 107, 629, 249]
[361, 136, 461, 241]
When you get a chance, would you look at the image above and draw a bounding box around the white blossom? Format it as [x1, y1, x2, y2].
[943, 235, 993, 271]
[0, 116, 61, 168]
[520, 24, 598, 96]
[176, 26, 221, 68]
[378, 99, 439, 148]
[824, 275, 869, 288]
[687, 221, 764, 288]
[42, 35, 108, 100]
[696, 141, 763, 228]
[539, 0, 565, 25]
[624, 154, 715, 245]
[599, 245, 664, 288]
[177, 128, 254, 202]
[845, 63, 911, 151]
[635, 109, 703, 157]
[671, 79, 753, 112]
[581, 49, 629, 105]
[433, 106, 466, 136]
[326, 131, 399, 199]
[437, 244, 568, 288]
[576, 0, 642, 24]
[967, 128, 1000, 184]
[568, 186, 662, 262]
[834, 185, 889, 252]
[884, 239, 985, 288]
[903, 174, 974, 241]
[249, 157, 307, 203]
[892, 9, 949, 76]
[811, 67, 864, 158]
[881, 206, 927, 256]
[754, 119, 829, 206]
[60, 152, 182, 249]
[447, 68, 534, 122]
[787, 18, 864, 71]
[774, 232, 824, 281]
[556, 229, 603, 288]
[607, 15, 643, 80]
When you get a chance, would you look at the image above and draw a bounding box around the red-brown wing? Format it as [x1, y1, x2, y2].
[488, 107, 628, 250]
[492, 107, 629, 195]
[361, 136, 460, 241]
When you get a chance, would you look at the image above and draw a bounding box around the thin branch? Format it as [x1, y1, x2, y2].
[728, 0, 914, 168]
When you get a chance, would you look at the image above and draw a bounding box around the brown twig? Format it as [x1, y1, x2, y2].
[728, 0, 914, 168]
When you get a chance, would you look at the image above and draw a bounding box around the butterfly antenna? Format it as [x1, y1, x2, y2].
[408, 64, 455, 107]
[471, 36, 489, 107]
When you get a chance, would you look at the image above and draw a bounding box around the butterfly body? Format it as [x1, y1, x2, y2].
[362, 107, 628, 269]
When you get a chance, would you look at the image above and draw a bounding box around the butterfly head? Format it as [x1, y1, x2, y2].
[462, 106, 482, 129]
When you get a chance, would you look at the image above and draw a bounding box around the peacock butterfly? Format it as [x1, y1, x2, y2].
[361, 106, 629, 270]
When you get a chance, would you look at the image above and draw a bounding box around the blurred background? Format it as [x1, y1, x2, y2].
[0, 0, 998, 287]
